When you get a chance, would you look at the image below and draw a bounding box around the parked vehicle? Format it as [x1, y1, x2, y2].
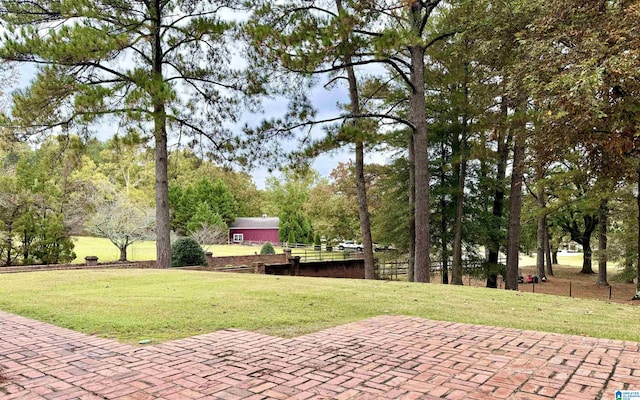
[337, 241, 363, 251]
[374, 243, 397, 252]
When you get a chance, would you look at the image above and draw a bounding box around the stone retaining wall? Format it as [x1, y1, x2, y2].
[0, 261, 158, 274]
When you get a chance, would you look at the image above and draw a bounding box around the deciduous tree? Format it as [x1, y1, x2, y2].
[87, 192, 155, 261]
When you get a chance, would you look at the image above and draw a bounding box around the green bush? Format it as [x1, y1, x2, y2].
[171, 237, 206, 267]
[260, 242, 276, 255]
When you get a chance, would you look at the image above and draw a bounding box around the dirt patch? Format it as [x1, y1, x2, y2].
[515, 265, 638, 305]
[444, 264, 639, 305]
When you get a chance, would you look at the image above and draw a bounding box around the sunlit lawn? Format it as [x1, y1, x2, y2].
[1, 269, 639, 345]
[72, 236, 590, 269]
[71, 236, 277, 263]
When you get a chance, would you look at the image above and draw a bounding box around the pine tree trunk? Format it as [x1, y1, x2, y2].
[636, 164, 640, 293]
[153, 115, 171, 268]
[410, 40, 431, 283]
[505, 121, 525, 290]
[5, 222, 12, 267]
[636, 167, 640, 293]
[544, 217, 554, 276]
[338, 14, 376, 279]
[440, 196, 449, 284]
[637, 165, 640, 293]
[535, 187, 546, 280]
[597, 198, 608, 286]
[451, 156, 466, 285]
[408, 135, 416, 282]
[151, 0, 171, 269]
[487, 95, 509, 288]
[355, 139, 375, 279]
[439, 140, 449, 284]
[451, 106, 469, 286]
[536, 213, 546, 279]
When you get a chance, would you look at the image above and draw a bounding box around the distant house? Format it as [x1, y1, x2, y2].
[228, 216, 280, 245]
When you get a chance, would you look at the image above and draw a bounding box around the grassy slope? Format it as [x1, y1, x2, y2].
[0, 269, 638, 344]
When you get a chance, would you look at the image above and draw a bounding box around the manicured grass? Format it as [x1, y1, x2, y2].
[71, 236, 274, 263]
[0, 269, 639, 344]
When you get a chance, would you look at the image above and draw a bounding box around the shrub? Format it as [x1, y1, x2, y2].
[260, 242, 276, 255]
[171, 237, 206, 267]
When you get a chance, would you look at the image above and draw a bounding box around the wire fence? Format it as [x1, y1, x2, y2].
[513, 278, 634, 301]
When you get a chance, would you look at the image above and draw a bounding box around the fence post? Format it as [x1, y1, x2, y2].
[569, 281, 572, 297]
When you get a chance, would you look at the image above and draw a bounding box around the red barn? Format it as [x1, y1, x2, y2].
[229, 216, 280, 245]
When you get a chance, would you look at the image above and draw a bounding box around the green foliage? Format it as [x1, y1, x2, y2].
[186, 204, 226, 235]
[260, 242, 276, 255]
[469, 262, 507, 280]
[371, 160, 411, 251]
[171, 238, 206, 267]
[280, 210, 313, 245]
[169, 178, 238, 236]
[0, 140, 81, 266]
[264, 169, 317, 245]
[305, 176, 360, 242]
[95, 132, 154, 204]
[31, 214, 76, 265]
[313, 233, 321, 246]
[168, 150, 265, 218]
[287, 230, 296, 246]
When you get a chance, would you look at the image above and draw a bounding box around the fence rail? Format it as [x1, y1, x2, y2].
[290, 248, 366, 262]
[376, 258, 489, 280]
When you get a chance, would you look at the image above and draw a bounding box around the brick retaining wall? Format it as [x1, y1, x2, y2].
[204, 253, 288, 268]
[182, 265, 258, 274]
[298, 259, 366, 279]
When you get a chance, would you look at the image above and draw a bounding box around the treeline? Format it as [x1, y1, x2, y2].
[0, 0, 639, 291]
[0, 134, 372, 265]
[0, 134, 261, 265]
[1, 128, 638, 289]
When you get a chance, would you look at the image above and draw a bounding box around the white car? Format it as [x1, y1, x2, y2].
[337, 241, 363, 251]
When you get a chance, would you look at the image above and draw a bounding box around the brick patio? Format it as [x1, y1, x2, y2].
[1, 310, 639, 399]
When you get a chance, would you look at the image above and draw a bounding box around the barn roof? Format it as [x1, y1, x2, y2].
[229, 217, 280, 230]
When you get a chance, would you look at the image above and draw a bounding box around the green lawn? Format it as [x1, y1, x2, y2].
[0, 269, 638, 345]
[71, 236, 275, 263]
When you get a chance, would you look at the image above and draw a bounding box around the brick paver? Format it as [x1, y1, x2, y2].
[1, 311, 639, 399]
